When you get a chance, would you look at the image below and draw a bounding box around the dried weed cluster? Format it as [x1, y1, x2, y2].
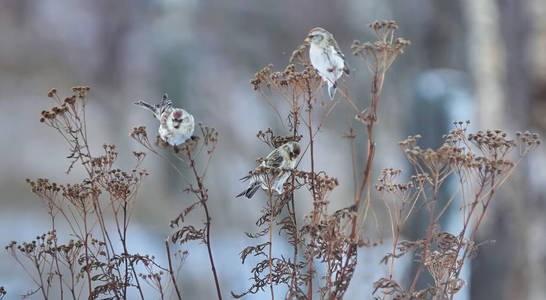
[6, 87, 206, 300]
[233, 20, 411, 300]
[131, 109, 223, 299]
[374, 122, 539, 300]
[5, 20, 540, 300]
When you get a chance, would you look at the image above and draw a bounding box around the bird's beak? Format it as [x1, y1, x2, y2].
[173, 120, 181, 128]
[304, 36, 311, 43]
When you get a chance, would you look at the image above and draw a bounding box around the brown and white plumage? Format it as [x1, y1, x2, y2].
[305, 27, 350, 99]
[237, 141, 301, 199]
[134, 93, 195, 146]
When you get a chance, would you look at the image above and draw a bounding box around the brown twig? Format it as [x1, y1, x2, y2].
[186, 149, 223, 300]
[165, 241, 183, 300]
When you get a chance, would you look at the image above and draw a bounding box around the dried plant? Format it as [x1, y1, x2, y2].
[6, 87, 185, 300]
[131, 107, 222, 300]
[233, 20, 410, 300]
[373, 122, 540, 300]
[349, 20, 411, 233]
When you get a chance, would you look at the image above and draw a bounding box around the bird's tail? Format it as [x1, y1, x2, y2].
[236, 174, 259, 198]
[236, 181, 260, 199]
[327, 82, 336, 100]
[239, 174, 252, 182]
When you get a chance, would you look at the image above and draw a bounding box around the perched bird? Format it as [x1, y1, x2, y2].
[305, 27, 350, 99]
[134, 93, 195, 147]
[237, 141, 302, 199]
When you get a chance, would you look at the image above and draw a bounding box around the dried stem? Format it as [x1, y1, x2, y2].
[165, 241, 183, 300]
[186, 148, 223, 300]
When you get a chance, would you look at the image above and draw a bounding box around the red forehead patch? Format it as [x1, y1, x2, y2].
[173, 111, 182, 119]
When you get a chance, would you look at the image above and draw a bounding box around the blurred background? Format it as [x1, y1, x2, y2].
[1, 0, 545, 299]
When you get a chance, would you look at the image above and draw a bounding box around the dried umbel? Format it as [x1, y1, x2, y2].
[289, 43, 309, 65]
[293, 170, 339, 199]
[257, 128, 303, 149]
[250, 62, 323, 134]
[373, 121, 540, 300]
[251, 63, 320, 95]
[351, 20, 410, 124]
[352, 20, 410, 73]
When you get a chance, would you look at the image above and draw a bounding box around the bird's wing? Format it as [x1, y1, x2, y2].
[159, 94, 173, 117]
[329, 39, 350, 74]
[134, 100, 161, 119]
[265, 149, 285, 168]
[328, 38, 345, 59]
[159, 108, 171, 128]
[134, 100, 155, 112]
[160, 93, 173, 107]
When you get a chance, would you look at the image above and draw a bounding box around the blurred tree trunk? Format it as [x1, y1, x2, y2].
[528, 0, 546, 129]
[526, 0, 546, 299]
[462, 0, 510, 299]
[463, 0, 544, 300]
[462, 0, 505, 129]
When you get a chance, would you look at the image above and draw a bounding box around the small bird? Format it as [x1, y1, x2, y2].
[134, 93, 195, 147]
[237, 141, 301, 199]
[305, 27, 350, 100]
